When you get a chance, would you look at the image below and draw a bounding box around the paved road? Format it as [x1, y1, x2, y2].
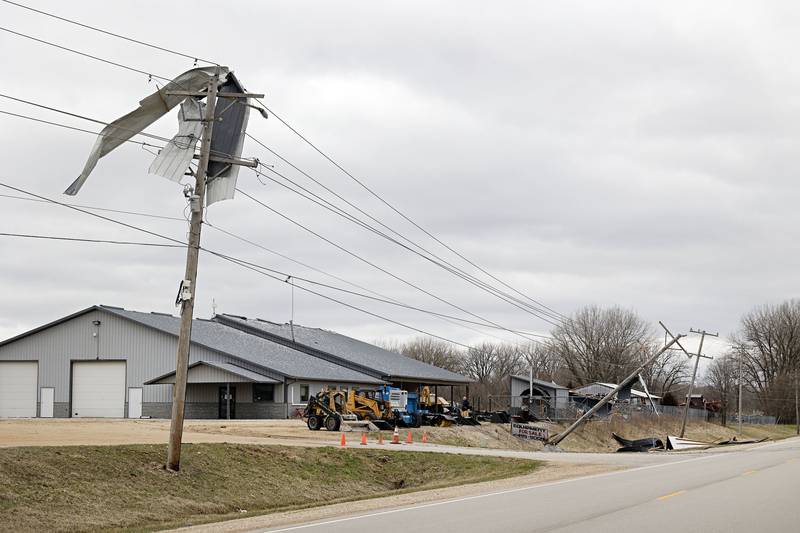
[260, 437, 800, 533]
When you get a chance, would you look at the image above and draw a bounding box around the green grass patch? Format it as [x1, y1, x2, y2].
[0, 443, 540, 532]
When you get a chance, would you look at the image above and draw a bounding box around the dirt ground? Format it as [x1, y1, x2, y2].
[0, 417, 792, 451]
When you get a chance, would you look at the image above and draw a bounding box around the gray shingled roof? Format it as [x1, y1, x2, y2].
[216, 315, 471, 384]
[101, 306, 384, 384]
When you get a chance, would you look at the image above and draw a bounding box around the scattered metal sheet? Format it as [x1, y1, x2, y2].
[666, 435, 715, 450]
[66, 65, 228, 195]
[206, 72, 251, 206]
[716, 437, 768, 445]
[148, 98, 204, 182]
[612, 432, 663, 452]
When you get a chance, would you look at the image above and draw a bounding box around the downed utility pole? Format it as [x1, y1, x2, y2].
[166, 68, 221, 472]
[680, 328, 717, 438]
[547, 332, 685, 446]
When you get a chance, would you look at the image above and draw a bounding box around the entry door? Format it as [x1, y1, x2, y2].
[40, 388, 54, 418]
[218, 386, 236, 419]
[128, 388, 142, 419]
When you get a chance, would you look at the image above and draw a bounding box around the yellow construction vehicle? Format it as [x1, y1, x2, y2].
[344, 389, 395, 430]
[304, 390, 351, 431]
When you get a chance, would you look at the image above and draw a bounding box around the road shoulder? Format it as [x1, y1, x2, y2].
[165, 462, 619, 533]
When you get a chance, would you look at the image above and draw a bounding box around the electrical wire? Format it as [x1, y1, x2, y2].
[0, 0, 218, 66]
[250, 102, 569, 321]
[0, 180, 536, 353]
[251, 161, 563, 326]
[0, 6, 568, 324]
[247, 133, 566, 325]
[0, 25, 172, 83]
[0, 232, 183, 247]
[0, 16, 566, 325]
[235, 186, 546, 344]
[0, 182, 543, 340]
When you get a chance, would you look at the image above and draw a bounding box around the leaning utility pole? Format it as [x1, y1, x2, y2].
[680, 328, 717, 438]
[166, 68, 220, 472]
[547, 332, 685, 446]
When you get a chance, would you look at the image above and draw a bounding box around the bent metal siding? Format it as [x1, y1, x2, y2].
[0, 308, 287, 418]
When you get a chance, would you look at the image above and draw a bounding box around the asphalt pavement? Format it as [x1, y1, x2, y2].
[259, 437, 800, 533]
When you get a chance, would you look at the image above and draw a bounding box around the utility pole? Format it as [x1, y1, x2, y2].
[680, 328, 717, 438]
[795, 369, 798, 436]
[738, 350, 743, 436]
[166, 68, 220, 472]
[548, 332, 684, 446]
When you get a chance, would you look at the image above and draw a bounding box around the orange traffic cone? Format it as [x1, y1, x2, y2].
[340, 433, 346, 447]
[378, 432, 384, 445]
[360, 433, 367, 445]
[422, 431, 427, 444]
[406, 431, 413, 444]
[391, 426, 400, 444]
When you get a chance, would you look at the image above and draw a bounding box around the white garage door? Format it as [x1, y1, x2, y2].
[0, 361, 38, 417]
[72, 361, 126, 418]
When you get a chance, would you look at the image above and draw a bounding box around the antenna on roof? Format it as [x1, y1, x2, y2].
[287, 275, 296, 343]
[212, 298, 217, 317]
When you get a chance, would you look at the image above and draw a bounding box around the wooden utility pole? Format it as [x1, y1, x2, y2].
[738, 350, 743, 436]
[795, 369, 799, 436]
[680, 328, 716, 438]
[166, 68, 220, 472]
[547, 332, 685, 446]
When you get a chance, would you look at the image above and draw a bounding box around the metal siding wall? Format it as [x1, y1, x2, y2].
[0, 309, 287, 409]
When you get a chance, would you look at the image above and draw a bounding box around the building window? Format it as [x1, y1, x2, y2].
[253, 383, 274, 403]
[299, 384, 310, 402]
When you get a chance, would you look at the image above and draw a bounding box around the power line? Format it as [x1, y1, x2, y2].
[0, 25, 172, 83]
[1, 7, 567, 323]
[236, 186, 546, 344]
[0, 0, 218, 66]
[251, 161, 563, 326]
[0, 232, 183, 247]
[248, 132, 565, 324]
[1, 15, 565, 326]
[0, 180, 537, 353]
[0, 193, 185, 221]
[0, 178, 540, 342]
[0, 109, 164, 150]
[252, 101, 568, 321]
[0, 181, 543, 340]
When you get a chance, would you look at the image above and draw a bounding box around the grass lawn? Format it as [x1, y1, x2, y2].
[0, 443, 540, 532]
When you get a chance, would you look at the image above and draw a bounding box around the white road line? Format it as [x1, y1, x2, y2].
[262, 449, 752, 532]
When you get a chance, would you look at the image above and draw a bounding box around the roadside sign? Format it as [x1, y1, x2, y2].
[511, 422, 549, 442]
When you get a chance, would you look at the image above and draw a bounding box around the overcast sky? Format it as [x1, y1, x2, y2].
[1, 1, 796, 363]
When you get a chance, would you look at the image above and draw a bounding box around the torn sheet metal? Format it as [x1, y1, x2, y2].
[65, 65, 229, 195]
[612, 433, 663, 452]
[148, 98, 204, 182]
[206, 72, 250, 206]
[666, 435, 714, 450]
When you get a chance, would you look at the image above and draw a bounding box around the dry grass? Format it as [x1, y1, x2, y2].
[373, 418, 796, 453]
[0, 443, 539, 533]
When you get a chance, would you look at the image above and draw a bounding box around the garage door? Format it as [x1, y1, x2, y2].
[72, 361, 126, 418]
[0, 361, 38, 417]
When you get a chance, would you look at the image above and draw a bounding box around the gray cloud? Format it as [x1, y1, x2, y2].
[1, 0, 798, 367]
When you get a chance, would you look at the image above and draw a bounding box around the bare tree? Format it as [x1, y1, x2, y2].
[732, 300, 800, 422]
[518, 342, 561, 382]
[705, 354, 736, 425]
[639, 343, 689, 397]
[397, 337, 464, 373]
[550, 305, 652, 385]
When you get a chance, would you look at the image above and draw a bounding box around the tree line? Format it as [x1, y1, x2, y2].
[383, 301, 800, 424]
